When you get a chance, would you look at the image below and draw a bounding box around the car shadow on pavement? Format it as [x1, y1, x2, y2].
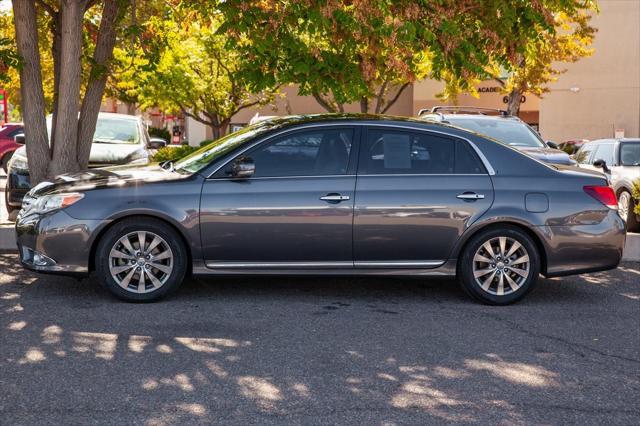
[1, 254, 639, 424]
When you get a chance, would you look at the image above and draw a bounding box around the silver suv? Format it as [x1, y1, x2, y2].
[575, 138, 640, 231]
[419, 106, 574, 166]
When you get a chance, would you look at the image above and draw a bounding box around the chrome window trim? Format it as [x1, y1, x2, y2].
[206, 122, 496, 178]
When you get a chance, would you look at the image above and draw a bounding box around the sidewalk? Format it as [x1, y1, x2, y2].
[0, 173, 639, 259]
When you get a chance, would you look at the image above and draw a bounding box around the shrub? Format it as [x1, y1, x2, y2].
[151, 145, 198, 163]
[148, 126, 171, 142]
[199, 139, 215, 147]
[632, 179, 640, 216]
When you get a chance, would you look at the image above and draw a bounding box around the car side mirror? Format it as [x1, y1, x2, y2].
[546, 140, 559, 149]
[593, 159, 611, 173]
[147, 137, 167, 150]
[231, 156, 255, 178]
[14, 134, 25, 144]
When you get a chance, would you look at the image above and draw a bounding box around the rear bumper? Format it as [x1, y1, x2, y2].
[540, 210, 626, 277]
[16, 209, 107, 275]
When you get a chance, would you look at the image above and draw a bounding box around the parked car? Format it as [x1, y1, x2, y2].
[16, 114, 624, 304]
[418, 106, 575, 165]
[574, 138, 640, 231]
[5, 113, 164, 218]
[0, 122, 24, 173]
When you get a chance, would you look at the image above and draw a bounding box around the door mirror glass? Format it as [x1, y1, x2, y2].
[14, 133, 25, 144]
[546, 140, 559, 149]
[231, 156, 255, 178]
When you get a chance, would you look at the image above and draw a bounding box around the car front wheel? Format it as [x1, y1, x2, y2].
[95, 218, 188, 302]
[459, 226, 540, 305]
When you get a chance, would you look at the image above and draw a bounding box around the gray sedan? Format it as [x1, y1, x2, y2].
[15, 115, 625, 304]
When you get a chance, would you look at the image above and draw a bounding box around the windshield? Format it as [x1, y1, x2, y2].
[173, 122, 275, 173]
[445, 118, 545, 148]
[46, 116, 141, 144]
[620, 142, 640, 166]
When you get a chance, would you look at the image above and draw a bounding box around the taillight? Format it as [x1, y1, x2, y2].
[583, 185, 618, 209]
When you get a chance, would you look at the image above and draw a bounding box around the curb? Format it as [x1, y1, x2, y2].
[1, 222, 639, 261]
[0, 223, 15, 252]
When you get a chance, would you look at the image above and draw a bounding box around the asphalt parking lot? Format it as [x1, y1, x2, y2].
[0, 254, 638, 425]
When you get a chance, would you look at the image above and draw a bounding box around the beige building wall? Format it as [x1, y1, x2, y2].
[539, 0, 640, 141]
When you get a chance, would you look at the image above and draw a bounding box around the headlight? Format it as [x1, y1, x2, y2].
[8, 153, 28, 171]
[30, 193, 85, 214]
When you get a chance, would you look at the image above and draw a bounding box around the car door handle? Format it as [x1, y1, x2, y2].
[457, 192, 485, 200]
[320, 193, 350, 202]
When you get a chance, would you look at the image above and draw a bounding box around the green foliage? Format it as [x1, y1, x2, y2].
[148, 126, 171, 141]
[632, 180, 640, 216]
[151, 145, 198, 162]
[438, 2, 598, 108]
[112, 6, 278, 138]
[217, 0, 592, 112]
[199, 139, 215, 147]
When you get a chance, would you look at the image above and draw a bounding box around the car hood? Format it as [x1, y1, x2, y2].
[517, 146, 574, 165]
[30, 164, 189, 196]
[13, 142, 147, 166]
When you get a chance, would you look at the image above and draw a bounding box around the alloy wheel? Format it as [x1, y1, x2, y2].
[618, 192, 630, 222]
[108, 231, 173, 293]
[472, 236, 530, 296]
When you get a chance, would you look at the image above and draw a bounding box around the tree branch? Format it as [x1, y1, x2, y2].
[381, 83, 410, 114]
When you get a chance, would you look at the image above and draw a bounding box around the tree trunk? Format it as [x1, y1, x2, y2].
[50, 11, 62, 157]
[360, 97, 369, 113]
[126, 103, 137, 115]
[506, 88, 522, 116]
[12, 0, 50, 185]
[77, 0, 122, 168]
[209, 116, 229, 141]
[49, 0, 85, 177]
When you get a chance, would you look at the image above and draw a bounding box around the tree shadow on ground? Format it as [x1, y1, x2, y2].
[1, 255, 639, 424]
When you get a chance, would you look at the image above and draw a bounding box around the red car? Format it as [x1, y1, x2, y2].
[0, 123, 23, 172]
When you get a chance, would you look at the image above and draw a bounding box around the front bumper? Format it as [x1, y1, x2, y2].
[16, 209, 108, 275]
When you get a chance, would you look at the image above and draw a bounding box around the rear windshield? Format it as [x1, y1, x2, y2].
[620, 142, 640, 166]
[445, 117, 545, 148]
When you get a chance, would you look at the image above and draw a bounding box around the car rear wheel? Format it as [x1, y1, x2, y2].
[459, 226, 540, 305]
[618, 190, 640, 232]
[95, 218, 187, 302]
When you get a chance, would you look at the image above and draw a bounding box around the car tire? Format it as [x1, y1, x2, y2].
[1, 152, 12, 173]
[95, 217, 188, 302]
[459, 226, 540, 305]
[618, 190, 640, 232]
[4, 187, 19, 221]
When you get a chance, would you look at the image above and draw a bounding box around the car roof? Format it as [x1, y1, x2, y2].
[421, 112, 523, 122]
[588, 138, 640, 144]
[95, 112, 141, 121]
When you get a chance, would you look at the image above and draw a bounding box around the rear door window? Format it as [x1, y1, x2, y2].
[359, 128, 485, 175]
